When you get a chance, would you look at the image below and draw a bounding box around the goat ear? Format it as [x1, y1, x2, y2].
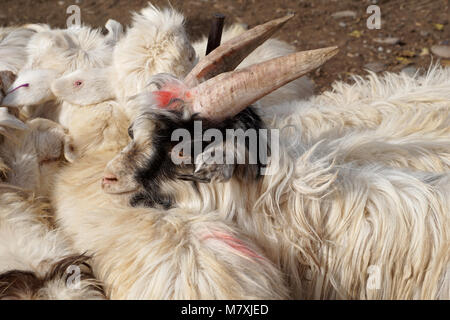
[0, 107, 27, 131]
[63, 135, 77, 163]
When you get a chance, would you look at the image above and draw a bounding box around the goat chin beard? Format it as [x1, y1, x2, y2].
[102, 188, 138, 195]
[101, 187, 138, 206]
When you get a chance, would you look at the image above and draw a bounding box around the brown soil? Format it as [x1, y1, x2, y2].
[1, 0, 449, 92]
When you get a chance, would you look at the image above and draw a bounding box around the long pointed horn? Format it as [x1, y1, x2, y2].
[184, 14, 295, 87]
[187, 46, 338, 120]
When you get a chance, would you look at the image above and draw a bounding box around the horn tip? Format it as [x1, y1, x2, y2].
[328, 46, 340, 55]
[279, 12, 295, 22]
[318, 46, 340, 57]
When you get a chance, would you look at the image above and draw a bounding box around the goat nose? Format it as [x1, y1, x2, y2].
[102, 174, 118, 184]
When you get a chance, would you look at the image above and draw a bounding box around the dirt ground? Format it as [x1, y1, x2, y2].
[1, 0, 449, 92]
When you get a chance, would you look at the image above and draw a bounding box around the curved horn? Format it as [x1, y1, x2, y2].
[187, 46, 339, 120]
[184, 14, 295, 87]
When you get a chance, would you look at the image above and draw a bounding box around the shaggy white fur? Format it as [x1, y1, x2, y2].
[51, 64, 449, 299]
[2, 24, 116, 121]
[0, 119, 104, 299]
[113, 4, 196, 100]
[0, 27, 36, 74]
[4, 3, 447, 301]
[165, 66, 450, 299]
[49, 96, 289, 299]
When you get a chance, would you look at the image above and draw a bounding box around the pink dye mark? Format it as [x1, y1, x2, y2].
[203, 231, 265, 261]
[154, 90, 178, 108]
[153, 81, 191, 110]
[7, 83, 29, 95]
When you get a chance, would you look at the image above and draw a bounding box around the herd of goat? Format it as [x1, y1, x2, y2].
[0, 4, 448, 300]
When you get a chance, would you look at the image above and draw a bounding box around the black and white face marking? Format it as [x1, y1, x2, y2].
[102, 105, 268, 209]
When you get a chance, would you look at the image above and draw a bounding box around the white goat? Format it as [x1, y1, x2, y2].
[32, 4, 449, 300]
[46, 7, 300, 299]
[2, 22, 121, 121]
[0, 117, 104, 299]
[0, 26, 39, 105]
[48, 4, 196, 117]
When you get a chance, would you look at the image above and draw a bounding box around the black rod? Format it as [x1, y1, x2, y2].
[205, 13, 225, 56]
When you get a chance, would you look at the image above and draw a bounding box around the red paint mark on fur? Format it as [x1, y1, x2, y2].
[203, 231, 264, 260]
[154, 90, 177, 108]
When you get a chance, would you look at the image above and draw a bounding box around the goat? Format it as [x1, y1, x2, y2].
[0, 117, 104, 299]
[0, 25, 39, 104]
[49, 76, 290, 299]
[47, 100, 291, 299]
[3, 5, 191, 126]
[49, 6, 448, 299]
[48, 4, 196, 121]
[46, 14, 323, 300]
[1, 22, 121, 121]
[99, 29, 449, 300]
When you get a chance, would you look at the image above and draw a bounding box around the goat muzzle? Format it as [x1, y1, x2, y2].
[102, 174, 119, 185]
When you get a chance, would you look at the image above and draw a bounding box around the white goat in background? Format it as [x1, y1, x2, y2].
[1, 21, 122, 122]
[0, 26, 38, 105]
[0, 117, 104, 300]
[47, 4, 197, 117]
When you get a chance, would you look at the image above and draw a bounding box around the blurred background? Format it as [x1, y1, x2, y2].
[1, 0, 449, 92]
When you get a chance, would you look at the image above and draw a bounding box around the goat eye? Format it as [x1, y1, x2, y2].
[74, 80, 83, 87]
[127, 127, 134, 139]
